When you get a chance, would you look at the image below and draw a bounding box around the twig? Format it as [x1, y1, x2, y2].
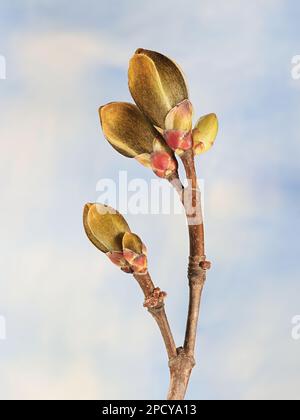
[133, 158, 209, 400]
[167, 150, 210, 399]
[133, 272, 177, 360]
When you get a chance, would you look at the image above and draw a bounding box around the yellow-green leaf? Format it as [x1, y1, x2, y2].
[128, 49, 189, 129]
[165, 100, 193, 131]
[122, 232, 144, 254]
[83, 203, 130, 252]
[99, 102, 157, 157]
[83, 203, 108, 253]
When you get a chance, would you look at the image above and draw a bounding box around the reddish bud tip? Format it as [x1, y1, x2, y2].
[107, 251, 126, 265]
[200, 260, 211, 270]
[123, 249, 137, 265]
[151, 151, 171, 170]
[150, 151, 177, 178]
[132, 254, 148, 274]
[123, 249, 148, 274]
[107, 251, 132, 272]
[164, 130, 193, 155]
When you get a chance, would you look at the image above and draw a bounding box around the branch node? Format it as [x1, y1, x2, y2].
[144, 287, 167, 309]
[187, 256, 209, 287]
[199, 260, 211, 271]
[168, 347, 196, 370]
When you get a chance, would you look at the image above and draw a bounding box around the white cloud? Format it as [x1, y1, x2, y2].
[11, 31, 129, 92]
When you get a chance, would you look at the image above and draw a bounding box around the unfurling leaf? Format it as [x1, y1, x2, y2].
[193, 113, 219, 155]
[128, 48, 189, 129]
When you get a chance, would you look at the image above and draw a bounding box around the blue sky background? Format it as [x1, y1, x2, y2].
[0, 0, 300, 399]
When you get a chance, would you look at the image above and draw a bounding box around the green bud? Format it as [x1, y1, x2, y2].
[193, 113, 219, 155]
[128, 48, 189, 129]
[83, 203, 130, 253]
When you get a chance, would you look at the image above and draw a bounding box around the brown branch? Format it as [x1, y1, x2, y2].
[134, 162, 209, 400]
[167, 171, 184, 198]
[133, 272, 177, 361]
[167, 150, 210, 400]
[181, 150, 209, 355]
[167, 347, 195, 400]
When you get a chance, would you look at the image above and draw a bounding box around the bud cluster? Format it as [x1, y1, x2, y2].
[83, 203, 147, 274]
[84, 49, 219, 285]
[100, 48, 219, 183]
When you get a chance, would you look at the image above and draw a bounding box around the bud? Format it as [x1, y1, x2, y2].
[122, 232, 148, 274]
[163, 99, 194, 156]
[199, 260, 212, 270]
[192, 113, 219, 155]
[83, 204, 148, 274]
[164, 131, 193, 156]
[150, 138, 177, 178]
[144, 288, 167, 309]
[165, 100, 193, 132]
[134, 143, 178, 179]
[107, 251, 133, 273]
[100, 102, 178, 179]
[83, 203, 130, 253]
[99, 102, 154, 157]
[83, 203, 109, 253]
[128, 48, 189, 129]
[150, 152, 177, 178]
